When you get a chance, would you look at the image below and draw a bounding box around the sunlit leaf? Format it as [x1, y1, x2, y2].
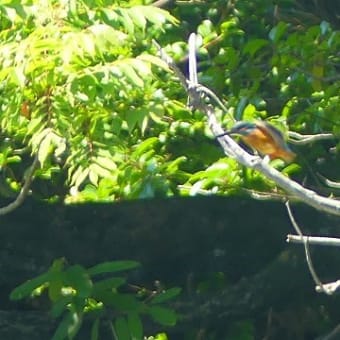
[38, 133, 53, 167]
[94, 156, 117, 171]
[119, 62, 144, 87]
[128, 7, 147, 30]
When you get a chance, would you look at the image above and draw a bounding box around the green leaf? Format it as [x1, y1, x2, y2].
[94, 156, 117, 171]
[89, 163, 112, 180]
[65, 265, 92, 298]
[128, 312, 143, 340]
[10, 272, 51, 301]
[153, 333, 168, 340]
[92, 277, 126, 293]
[149, 306, 177, 326]
[243, 39, 268, 57]
[6, 155, 21, 163]
[51, 295, 74, 318]
[114, 317, 130, 340]
[52, 310, 82, 340]
[126, 107, 149, 133]
[132, 138, 159, 158]
[104, 293, 142, 312]
[89, 168, 99, 186]
[91, 318, 100, 340]
[141, 6, 177, 26]
[88, 260, 140, 276]
[71, 166, 90, 189]
[118, 8, 135, 34]
[119, 63, 144, 87]
[165, 157, 187, 174]
[38, 133, 53, 167]
[88, 24, 127, 51]
[242, 104, 257, 120]
[269, 22, 288, 43]
[138, 54, 170, 72]
[128, 7, 147, 30]
[150, 287, 181, 304]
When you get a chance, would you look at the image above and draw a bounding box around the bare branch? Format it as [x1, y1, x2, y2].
[0, 152, 39, 216]
[289, 131, 334, 145]
[153, 40, 188, 91]
[287, 234, 340, 247]
[315, 281, 340, 295]
[285, 201, 326, 293]
[286, 203, 340, 295]
[155, 34, 340, 217]
[152, 0, 173, 7]
[317, 173, 340, 189]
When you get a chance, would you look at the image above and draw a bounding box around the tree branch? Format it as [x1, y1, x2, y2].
[285, 201, 326, 291]
[317, 173, 340, 189]
[286, 201, 340, 295]
[287, 234, 340, 247]
[155, 33, 340, 217]
[0, 151, 39, 216]
[289, 131, 334, 145]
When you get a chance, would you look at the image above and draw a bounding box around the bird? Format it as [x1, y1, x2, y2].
[218, 120, 296, 163]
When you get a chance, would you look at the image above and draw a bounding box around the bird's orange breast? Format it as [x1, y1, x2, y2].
[240, 130, 295, 162]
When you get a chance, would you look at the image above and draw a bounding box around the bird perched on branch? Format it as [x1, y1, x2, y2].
[218, 120, 296, 163]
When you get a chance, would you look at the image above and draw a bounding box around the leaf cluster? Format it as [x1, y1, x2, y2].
[10, 258, 181, 339]
[0, 0, 190, 202]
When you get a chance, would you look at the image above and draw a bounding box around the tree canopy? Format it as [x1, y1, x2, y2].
[0, 0, 339, 204]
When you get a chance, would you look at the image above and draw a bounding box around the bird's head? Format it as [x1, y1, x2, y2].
[227, 121, 258, 136]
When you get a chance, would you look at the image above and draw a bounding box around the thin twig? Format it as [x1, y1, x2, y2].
[289, 131, 334, 145]
[317, 173, 340, 189]
[287, 234, 340, 247]
[0, 152, 39, 216]
[285, 201, 327, 293]
[195, 84, 234, 121]
[152, 0, 173, 7]
[156, 33, 340, 217]
[153, 40, 188, 91]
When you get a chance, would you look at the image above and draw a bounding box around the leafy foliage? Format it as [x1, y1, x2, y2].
[0, 0, 185, 203]
[1, 0, 340, 204]
[10, 258, 181, 339]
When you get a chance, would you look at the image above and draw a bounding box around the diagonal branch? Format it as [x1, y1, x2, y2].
[156, 33, 340, 217]
[0, 151, 39, 216]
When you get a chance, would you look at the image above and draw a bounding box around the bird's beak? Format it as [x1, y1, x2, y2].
[216, 128, 237, 138]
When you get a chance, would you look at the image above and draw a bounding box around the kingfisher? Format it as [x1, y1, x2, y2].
[218, 120, 296, 163]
